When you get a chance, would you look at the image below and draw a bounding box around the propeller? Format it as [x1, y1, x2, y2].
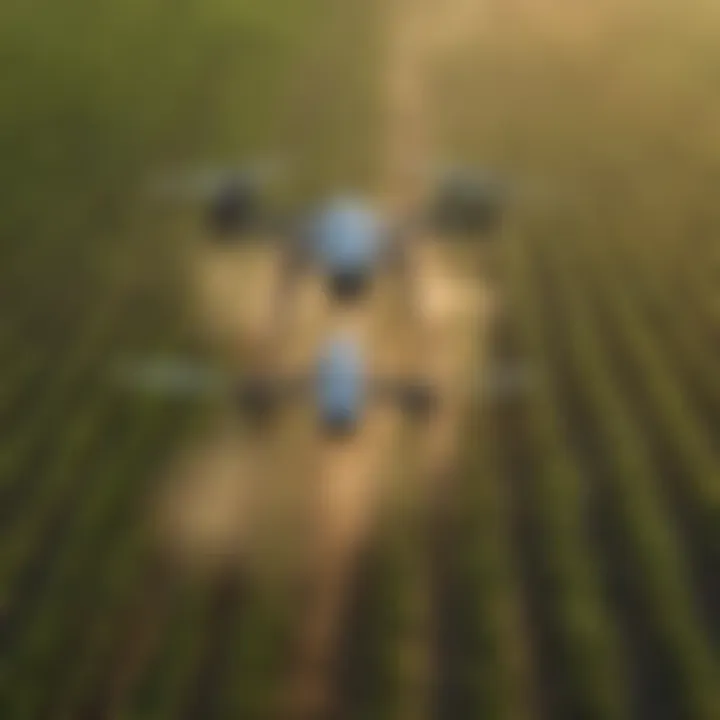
[145, 157, 289, 202]
[426, 157, 580, 213]
[112, 356, 232, 398]
[111, 355, 296, 427]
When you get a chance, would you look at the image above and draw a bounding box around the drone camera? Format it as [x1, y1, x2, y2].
[327, 270, 371, 305]
[401, 381, 440, 420]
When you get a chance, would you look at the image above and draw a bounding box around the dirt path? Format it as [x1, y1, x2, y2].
[144, 1, 495, 718]
[281, 2, 495, 718]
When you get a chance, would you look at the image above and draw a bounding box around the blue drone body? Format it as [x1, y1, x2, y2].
[314, 333, 367, 433]
[280, 196, 405, 305]
[310, 198, 383, 276]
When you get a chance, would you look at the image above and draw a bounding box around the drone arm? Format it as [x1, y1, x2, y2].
[368, 376, 402, 401]
[382, 216, 430, 336]
[236, 370, 311, 395]
[383, 209, 428, 262]
[267, 233, 308, 338]
[369, 375, 439, 417]
[233, 371, 311, 423]
[368, 376, 418, 403]
[112, 358, 231, 399]
[278, 372, 313, 398]
[257, 210, 295, 237]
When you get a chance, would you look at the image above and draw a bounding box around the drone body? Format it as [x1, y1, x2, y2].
[313, 333, 368, 435]
[237, 331, 436, 438]
[266, 195, 410, 310]
[169, 163, 506, 318]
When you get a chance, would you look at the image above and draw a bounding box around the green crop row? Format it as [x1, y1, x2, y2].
[0, 275, 147, 505]
[502, 224, 633, 720]
[218, 591, 293, 719]
[117, 583, 215, 720]
[455, 410, 537, 720]
[0, 395, 130, 609]
[574, 235, 720, 553]
[384, 428, 435, 720]
[606, 238, 720, 428]
[534, 226, 720, 720]
[48, 533, 155, 720]
[0, 394, 182, 719]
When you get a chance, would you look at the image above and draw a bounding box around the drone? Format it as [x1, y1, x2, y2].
[151, 162, 507, 309]
[115, 331, 440, 439]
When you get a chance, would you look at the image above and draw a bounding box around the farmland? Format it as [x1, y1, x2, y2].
[2, 0, 720, 719]
[0, 0, 380, 717]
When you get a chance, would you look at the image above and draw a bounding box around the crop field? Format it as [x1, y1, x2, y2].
[0, 0, 380, 718]
[2, 0, 720, 719]
[433, 2, 720, 719]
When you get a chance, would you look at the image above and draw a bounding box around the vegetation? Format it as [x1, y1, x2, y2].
[2, 0, 720, 718]
[0, 0, 379, 717]
[435, 1, 720, 717]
